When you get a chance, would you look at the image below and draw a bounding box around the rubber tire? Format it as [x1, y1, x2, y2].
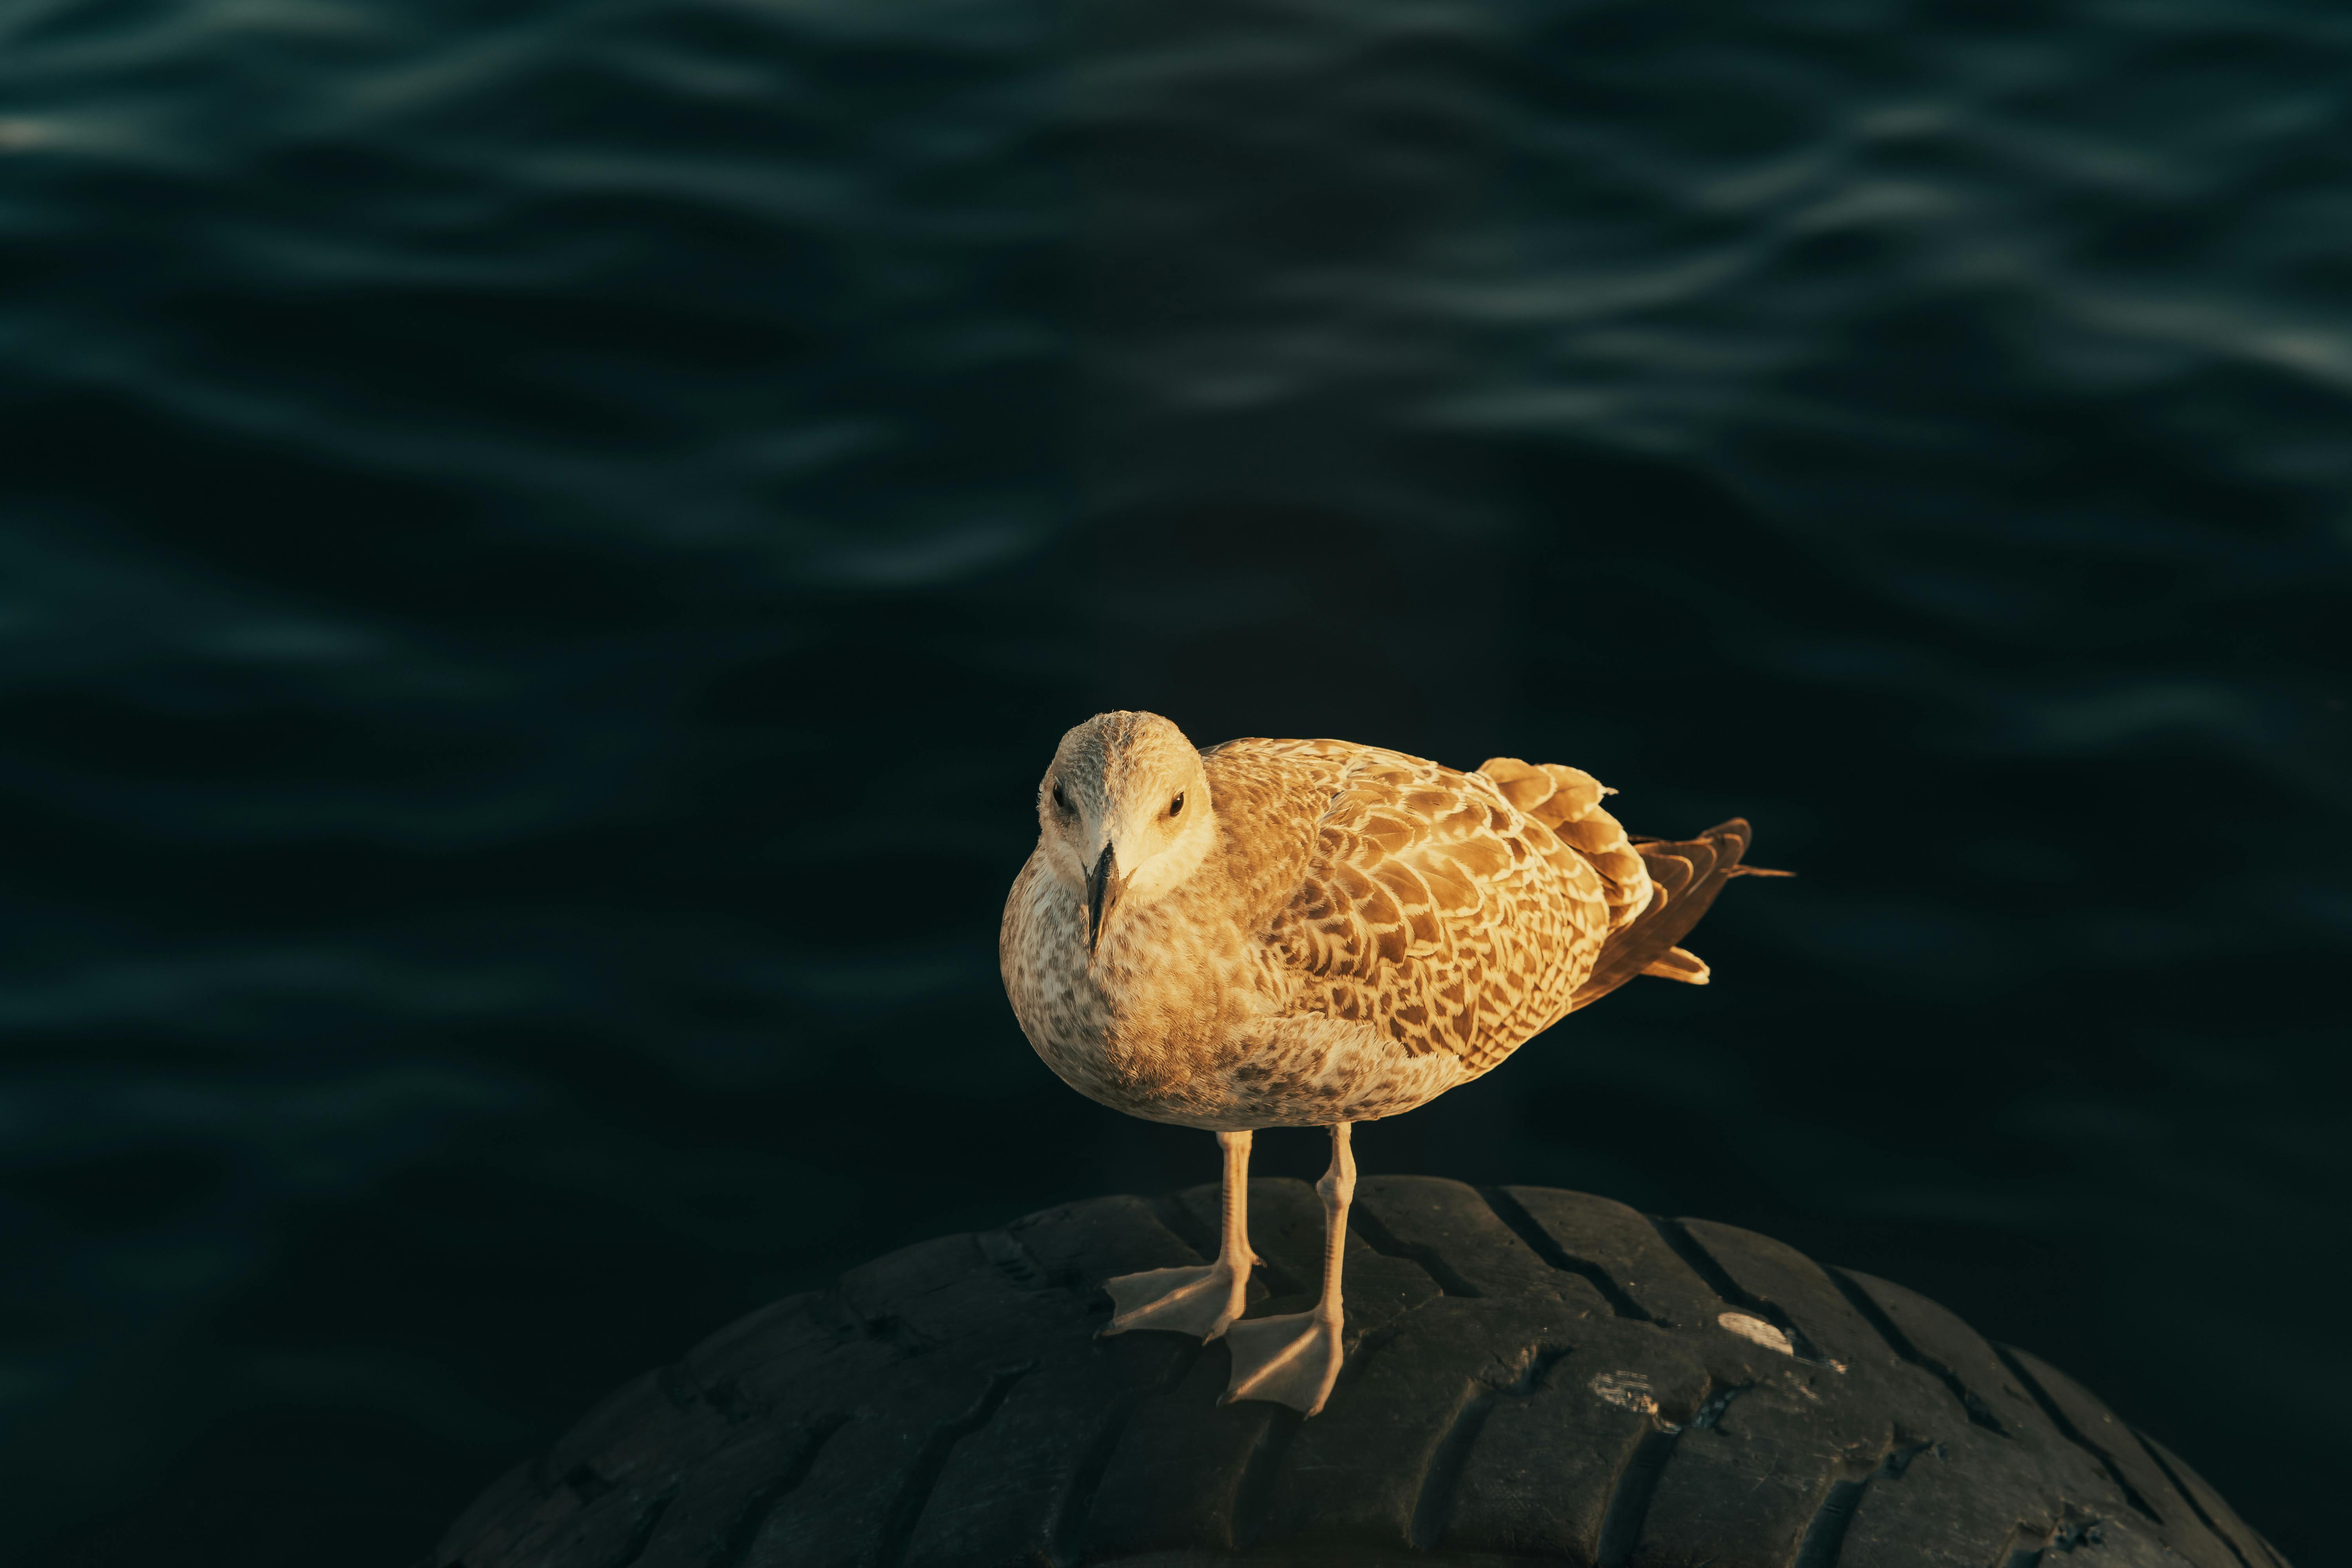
[431, 1178, 2288, 1568]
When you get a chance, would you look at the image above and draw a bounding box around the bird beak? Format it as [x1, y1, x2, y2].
[1086, 840, 1126, 956]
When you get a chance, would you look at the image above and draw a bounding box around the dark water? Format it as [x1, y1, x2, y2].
[3, 0, 2348, 1561]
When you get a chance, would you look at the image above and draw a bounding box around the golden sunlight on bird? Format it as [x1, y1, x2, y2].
[999, 711, 1786, 1416]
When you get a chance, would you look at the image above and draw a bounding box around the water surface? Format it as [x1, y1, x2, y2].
[1, 0, 2347, 1560]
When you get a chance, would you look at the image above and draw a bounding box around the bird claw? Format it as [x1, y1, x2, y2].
[1219, 1310, 1345, 1416]
[1099, 1261, 1248, 1341]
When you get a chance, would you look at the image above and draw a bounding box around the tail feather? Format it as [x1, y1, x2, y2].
[1642, 946, 1710, 985]
[1566, 818, 1780, 1013]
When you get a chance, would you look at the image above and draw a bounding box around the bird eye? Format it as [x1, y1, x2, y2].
[1169, 792, 1185, 817]
[1051, 781, 1072, 815]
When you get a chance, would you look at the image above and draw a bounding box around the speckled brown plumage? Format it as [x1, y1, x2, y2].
[999, 714, 1775, 1133]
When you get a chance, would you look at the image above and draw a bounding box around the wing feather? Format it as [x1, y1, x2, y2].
[1207, 740, 1777, 1077]
[1224, 741, 1613, 1067]
[1568, 820, 1756, 1012]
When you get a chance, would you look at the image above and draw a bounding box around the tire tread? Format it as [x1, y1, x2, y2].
[432, 1180, 2285, 1568]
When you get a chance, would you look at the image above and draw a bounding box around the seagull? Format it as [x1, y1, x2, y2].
[999, 711, 1784, 1416]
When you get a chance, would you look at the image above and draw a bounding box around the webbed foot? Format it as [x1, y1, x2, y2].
[1219, 1309, 1345, 1416]
[1100, 1260, 1249, 1341]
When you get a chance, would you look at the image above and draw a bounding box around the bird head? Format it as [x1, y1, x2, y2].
[1035, 710, 1215, 957]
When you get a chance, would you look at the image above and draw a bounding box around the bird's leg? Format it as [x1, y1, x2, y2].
[1220, 1122, 1354, 1417]
[1100, 1129, 1256, 1341]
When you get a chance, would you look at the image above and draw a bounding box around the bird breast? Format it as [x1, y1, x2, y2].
[999, 850, 1267, 1123]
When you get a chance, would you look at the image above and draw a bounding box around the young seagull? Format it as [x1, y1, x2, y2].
[999, 711, 1782, 1416]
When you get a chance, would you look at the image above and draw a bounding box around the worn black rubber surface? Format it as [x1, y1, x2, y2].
[431, 1179, 2288, 1568]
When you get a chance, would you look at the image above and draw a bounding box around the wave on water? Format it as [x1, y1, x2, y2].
[1, 0, 2347, 1561]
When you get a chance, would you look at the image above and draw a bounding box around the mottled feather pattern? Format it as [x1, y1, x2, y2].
[1476, 756, 1653, 933]
[1209, 740, 1631, 1074]
[1002, 721, 1760, 1131]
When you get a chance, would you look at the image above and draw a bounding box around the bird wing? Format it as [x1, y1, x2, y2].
[1474, 757, 1653, 934]
[1211, 739, 1626, 1072]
